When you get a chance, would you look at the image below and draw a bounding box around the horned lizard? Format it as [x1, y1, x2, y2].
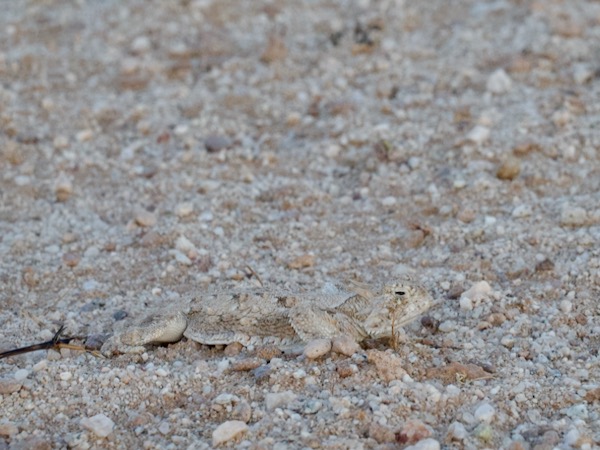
[102, 279, 432, 355]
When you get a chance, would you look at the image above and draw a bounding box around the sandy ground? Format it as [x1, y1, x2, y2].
[1, 0, 599, 448]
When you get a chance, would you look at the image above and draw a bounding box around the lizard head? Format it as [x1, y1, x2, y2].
[363, 281, 432, 340]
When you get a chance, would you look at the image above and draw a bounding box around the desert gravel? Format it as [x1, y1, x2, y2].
[1, 0, 599, 449]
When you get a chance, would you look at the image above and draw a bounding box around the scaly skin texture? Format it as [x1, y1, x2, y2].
[101, 280, 432, 355]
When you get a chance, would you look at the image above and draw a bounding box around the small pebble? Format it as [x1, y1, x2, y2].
[59, 371, 73, 381]
[175, 202, 194, 218]
[173, 250, 192, 265]
[261, 33, 287, 63]
[486, 69, 512, 94]
[560, 205, 587, 227]
[288, 254, 315, 269]
[231, 358, 264, 372]
[303, 338, 332, 359]
[204, 135, 232, 153]
[232, 400, 252, 423]
[265, 391, 297, 410]
[76, 129, 93, 142]
[404, 438, 441, 450]
[559, 300, 572, 314]
[397, 419, 433, 444]
[466, 125, 490, 144]
[331, 335, 361, 356]
[155, 368, 168, 377]
[564, 428, 581, 447]
[438, 321, 456, 332]
[212, 420, 248, 446]
[367, 349, 407, 382]
[134, 209, 157, 227]
[512, 204, 532, 218]
[566, 403, 587, 419]
[573, 64, 593, 84]
[81, 413, 115, 438]
[255, 345, 282, 361]
[131, 35, 151, 53]
[53, 135, 69, 149]
[223, 342, 243, 357]
[381, 196, 396, 206]
[461, 281, 492, 301]
[62, 252, 81, 267]
[446, 422, 467, 441]
[175, 235, 196, 253]
[459, 296, 473, 311]
[474, 403, 495, 423]
[55, 175, 73, 202]
[303, 400, 323, 415]
[496, 158, 520, 180]
[474, 424, 494, 442]
[0, 378, 22, 394]
[292, 369, 306, 379]
[113, 310, 128, 321]
[33, 360, 48, 372]
[158, 421, 170, 435]
[369, 422, 396, 444]
[14, 369, 29, 381]
[0, 422, 18, 437]
[457, 208, 475, 223]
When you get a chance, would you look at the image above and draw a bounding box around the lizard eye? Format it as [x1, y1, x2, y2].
[395, 291, 406, 296]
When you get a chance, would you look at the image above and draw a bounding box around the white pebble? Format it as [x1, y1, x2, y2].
[76, 129, 93, 142]
[265, 391, 297, 411]
[560, 205, 587, 227]
[564, 428, 581, 447]
[155, 368, 168, 377]
[175, 235, 196, 253]
[459, 296, 473, 311]
[292, 369, 306, 379]
[214, 393, 238, 405]
[474, 403, 495, 423]
[303, 338, 332, 359]
[405, 438, 441, 450]
[486, 69, 512, 94]
[573, 64, 593, 84]
[158, 421, 170, 435]
[14, 369, 30, 381]
[566, 403, 588, 419]
[466, 125, 490, 144]
[446, 422, 467, 441]
[53, 135, 69, 149]
[408, 156, 421, 169]
[212, 421, 248, 446]
[59, 371, 73, 381]
[174, 124, 188, 136]
[438, 321, 457, 332]
[175, 202, 194, 218]
[173, 250, 192, 266]
[381, 196, 397, 206]
[54, 175, 73, 201]
[461, 281, 492, 301]
[81, 413, 115, 438]
[131, 35, 151, 53]
[33, 360, 48, 372]
[559, 300, 572, 314]
[325, 144, 341, 158]
[501, 335, 515, 349]
[512, 204, 532, 218]
[134, 209, 157, 227]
